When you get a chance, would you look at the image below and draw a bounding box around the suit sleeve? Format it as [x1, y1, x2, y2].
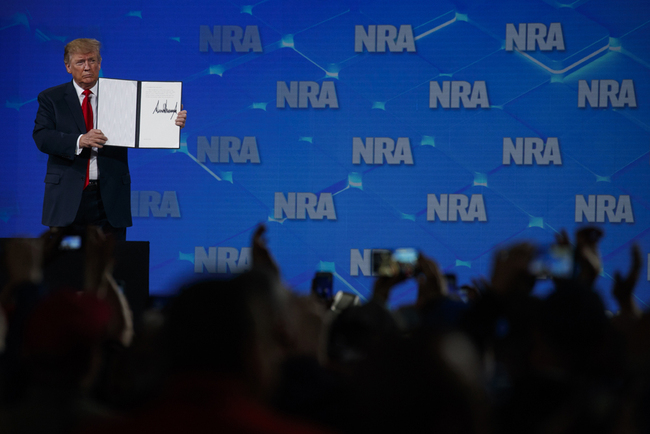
[32, 91, 80, 161]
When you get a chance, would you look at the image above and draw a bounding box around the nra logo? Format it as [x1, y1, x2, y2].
[429, 81, 489, 109]
[578, 80, 637, 108]
[505, 23, 565, 51]
[199, 25, 262, 52]
[503, 137, 562, 166]
[427, 194, 487, 222]
[276, 81, 339, 109]
[197, 136, 260, 164]
[131, 191, 180, 218]
[575, 195, 634, 223]
[194, 247, 251, 273]
[274, 193, 336, 220]
[354, 25, 416, 52]
[352, 137, 413, 165]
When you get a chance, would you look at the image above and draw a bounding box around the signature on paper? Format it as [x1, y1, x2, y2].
[153, 100, 178, 120]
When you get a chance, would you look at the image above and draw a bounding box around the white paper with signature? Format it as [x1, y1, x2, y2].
[138, 81, 182, 149]
[96, 78, 181, 149]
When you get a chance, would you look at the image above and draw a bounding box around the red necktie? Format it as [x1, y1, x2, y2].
[82, 89, 93, 189]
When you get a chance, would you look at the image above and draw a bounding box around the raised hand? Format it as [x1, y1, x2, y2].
[491, 243, 536, 296]
[613, 243, 642, 317]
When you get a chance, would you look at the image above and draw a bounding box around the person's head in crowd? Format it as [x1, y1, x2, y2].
[535, 283, 621, 378]
[349, 332, 487, 434]
[326, 302, 399, 374]
[22, 289, 111, 390]
[164, 277, 252, 375]
[164, 269, 290, 399]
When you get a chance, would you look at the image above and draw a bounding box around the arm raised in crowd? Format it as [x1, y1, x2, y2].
[83, 226, 134, 347]
[612, 243, 643, 324]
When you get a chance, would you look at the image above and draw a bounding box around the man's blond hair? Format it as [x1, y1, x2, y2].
[64, 38, 102, 64]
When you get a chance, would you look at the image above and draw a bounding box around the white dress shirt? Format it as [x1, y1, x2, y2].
[72, 80, 99, 181]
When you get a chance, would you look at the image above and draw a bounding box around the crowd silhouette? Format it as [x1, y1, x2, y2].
[0, 225, 647, 433]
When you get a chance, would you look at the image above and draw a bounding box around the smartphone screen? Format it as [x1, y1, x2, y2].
[372, 249, 395, 277]
[372, 248, 419, 277]
[444, 273, 457, 292]
[59, 235, 82, 250]
[331, 291, 360, 312]
[393, 248, 418, 277]
[313, 271, 334, 300]
[529, 245, 574, 279]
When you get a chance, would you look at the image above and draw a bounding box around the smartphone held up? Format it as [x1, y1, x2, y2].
[372, 248, 420, 278]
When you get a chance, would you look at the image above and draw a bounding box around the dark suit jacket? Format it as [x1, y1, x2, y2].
[33, 81, 132, 228]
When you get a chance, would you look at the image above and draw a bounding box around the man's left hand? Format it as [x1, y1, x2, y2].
[175, 108, 187, 128]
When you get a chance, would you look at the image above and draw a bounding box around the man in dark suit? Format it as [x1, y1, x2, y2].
[33, 38, 186, 240]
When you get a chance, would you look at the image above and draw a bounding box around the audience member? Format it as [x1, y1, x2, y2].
[0, 225, 645, 434]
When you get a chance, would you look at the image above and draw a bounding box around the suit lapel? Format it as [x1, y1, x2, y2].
[64, 81, 88, 133]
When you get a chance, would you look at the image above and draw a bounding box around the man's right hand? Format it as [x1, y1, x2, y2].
[80, 129, 107, 148]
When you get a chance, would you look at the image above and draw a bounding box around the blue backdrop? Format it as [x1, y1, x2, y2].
[1, 0, 649, 310]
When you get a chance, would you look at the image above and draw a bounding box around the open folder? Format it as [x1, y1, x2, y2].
[96, 77, 183, 149]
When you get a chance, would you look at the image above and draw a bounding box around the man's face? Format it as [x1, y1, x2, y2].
[65, 52, 101, 89]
